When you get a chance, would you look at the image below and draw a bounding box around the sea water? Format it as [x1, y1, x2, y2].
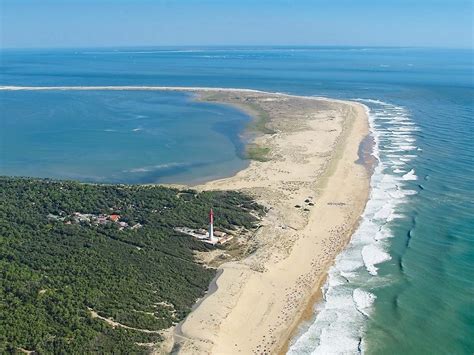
[1, 47, 472, 353]
[0, 89, 250, 184]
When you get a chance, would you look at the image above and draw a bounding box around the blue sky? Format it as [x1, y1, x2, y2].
[1, 0, 472, 49]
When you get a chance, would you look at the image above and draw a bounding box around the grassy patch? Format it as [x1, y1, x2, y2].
[246, 144, 271, 162]
[245, 104, 275, 135]
[199, 94, 275, 135]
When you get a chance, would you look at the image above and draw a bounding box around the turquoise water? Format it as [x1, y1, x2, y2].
[0, 90, 250, 183]
[1, 47, 473, 353]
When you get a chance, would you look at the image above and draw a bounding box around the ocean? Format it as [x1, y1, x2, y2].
[1, 47, 472, 354]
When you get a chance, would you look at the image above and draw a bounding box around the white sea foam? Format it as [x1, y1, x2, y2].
[288, 100, 418, 354]
[353, 288, 377, 317]
[397, 145, 417, 151]
[402, 169, 417, 180]
[362, 244, 391, 276]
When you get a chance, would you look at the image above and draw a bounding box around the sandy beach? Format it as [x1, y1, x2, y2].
[171, 89, 371, 354]
[0, 85, 370, 354]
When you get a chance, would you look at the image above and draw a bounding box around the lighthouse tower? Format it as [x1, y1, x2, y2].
[208, 208, 217, 243]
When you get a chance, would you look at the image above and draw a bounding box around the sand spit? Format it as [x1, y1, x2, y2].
[2, 86, 370, 354]
[175, 91, 370, 354]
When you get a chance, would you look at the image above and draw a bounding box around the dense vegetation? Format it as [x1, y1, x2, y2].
[0, 177, 264, 354]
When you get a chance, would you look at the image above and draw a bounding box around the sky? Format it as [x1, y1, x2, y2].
[1, 0, 473, 49]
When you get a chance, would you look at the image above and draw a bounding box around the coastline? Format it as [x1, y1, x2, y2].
[175, 90, 371, 354]
[1, 86, 371, 354]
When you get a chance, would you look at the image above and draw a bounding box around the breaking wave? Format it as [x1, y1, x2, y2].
[287, 100, 418, 354]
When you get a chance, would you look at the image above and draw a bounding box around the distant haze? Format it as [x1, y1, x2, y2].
[1, 0, 473, 49]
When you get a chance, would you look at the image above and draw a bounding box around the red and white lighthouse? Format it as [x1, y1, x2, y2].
[208, 208, 216, 242]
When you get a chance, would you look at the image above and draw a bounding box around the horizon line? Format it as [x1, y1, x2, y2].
[1, 44, 472, 51]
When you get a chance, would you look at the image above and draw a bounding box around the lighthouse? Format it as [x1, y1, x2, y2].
[208, 208, 217, 243]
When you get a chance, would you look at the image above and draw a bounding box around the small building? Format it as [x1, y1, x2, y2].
[218, 235, 234, 245]
[109, 214, 120, 222]
[131, 223, 142, 230]
[214, 230, 226, 238]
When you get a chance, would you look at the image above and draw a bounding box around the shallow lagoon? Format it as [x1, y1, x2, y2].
[0, 90, 250, 184]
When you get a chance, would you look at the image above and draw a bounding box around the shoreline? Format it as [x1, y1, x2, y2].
[2, 85, 371, 354]
[175, 90, 371, 354]
[278, 196, 370, 354]
[275, 102, 373, 355]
